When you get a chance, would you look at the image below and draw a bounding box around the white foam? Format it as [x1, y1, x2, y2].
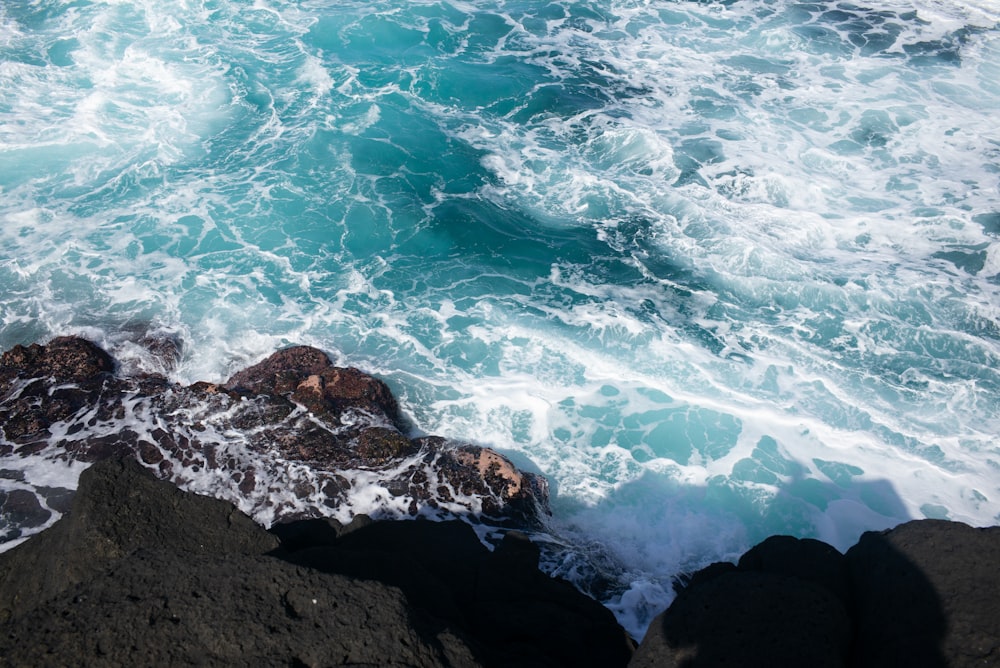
[0, 451, 91, 550]
[3, 0, 1000, 641]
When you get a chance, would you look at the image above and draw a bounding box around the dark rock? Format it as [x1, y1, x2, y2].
[269, 516, 346, 550]
[0, 488, 53, 542]
[2, 549, 475, 667]
[671, 560, 737, 593]
[35, 485, 75, 514]
[0, 337, 550, 528]
[0, 458, 477, 666]
[0, 456, 630, 667]
[0, 457, 277, 621]
[632, 520, 1000, 668]
[846, 520, 1000, 667]
[738, 534, 851, 609]
[495, 530, 542, 569]
[275, 515, 635, 667]
[0, 489, 51, 528]
[632, 571, 851, 668]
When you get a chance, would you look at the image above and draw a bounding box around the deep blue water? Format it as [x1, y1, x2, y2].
[2, 0, 1000, 636]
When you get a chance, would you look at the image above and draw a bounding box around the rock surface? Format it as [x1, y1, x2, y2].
[631, 522, 1000, 667]
[0, 336, 548, 529]
[847, 520, 1000, 668]
[272, 518, 636, 667]
[5, 337, 1000, 667]
[0, 456, 633, 667]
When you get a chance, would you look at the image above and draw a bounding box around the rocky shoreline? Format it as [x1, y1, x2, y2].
[1, 337, 999, 666]
[0, 335, 549, 544]
[3, 458, 998, 666]
[0, 457, 633, 666]
[633, 519, 1000, 667]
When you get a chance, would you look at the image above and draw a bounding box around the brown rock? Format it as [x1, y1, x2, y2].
[354, 426, 418, 465]
[0, 337, 118, 441]
[0, 336, 115, 385]
[0, 337, 549, 528]
[224, 345, 333, 395]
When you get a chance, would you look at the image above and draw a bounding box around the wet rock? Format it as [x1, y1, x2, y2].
[354, 426, 419, 464]
[0, 337, 550, 531]
[224, 346, 401, 427]
[224, 345, 333, 396]
[0, 337, 119, 442]
[418, 440, 550, 525]
[0, 489, 53, 542]
[136, 330, 183, 373]
[0, 336, 115, 386]
[35, 485, 74, 514]
[0, 489, 51, 528]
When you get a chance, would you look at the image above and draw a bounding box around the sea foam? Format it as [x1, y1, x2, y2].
[2, 0, 1000, 640]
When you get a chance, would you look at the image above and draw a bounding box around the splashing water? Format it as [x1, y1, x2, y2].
[2, 0, 1000, 638]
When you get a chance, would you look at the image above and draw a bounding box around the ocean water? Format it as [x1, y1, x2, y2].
[2, 0, 1000, 638]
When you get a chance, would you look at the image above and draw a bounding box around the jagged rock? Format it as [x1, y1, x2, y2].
[0, 337, 119, 443]
[631, 521, 1000, 668]
[0, 337, 549, 528]
[135, 330, 183, 373]
[224, 345, 402, 428]
[0, 336, 115, 385]
[224, 345, 335, 395]
[0, 457, 631, 667]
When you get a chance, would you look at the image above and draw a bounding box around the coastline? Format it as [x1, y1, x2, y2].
[0, 335, 550, 542]
[1, 336, 998, 665]
[3, 451, 997, 666]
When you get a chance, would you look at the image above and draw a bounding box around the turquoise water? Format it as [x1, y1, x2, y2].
[2, 0, 1000, 637]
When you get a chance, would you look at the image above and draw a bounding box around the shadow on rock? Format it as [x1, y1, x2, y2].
[0, 456, 634, 667]
[630, 520, 1000, 667]
[269, 515, 636, 667]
